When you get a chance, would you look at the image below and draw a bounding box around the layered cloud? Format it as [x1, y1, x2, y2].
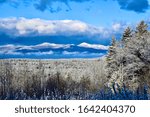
[0, 42, 73, 54]
[31, 42, 72, 49]
[0, 42, 108, 58]
[0, 0, 149, 13]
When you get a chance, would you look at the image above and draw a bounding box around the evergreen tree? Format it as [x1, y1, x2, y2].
[135, 21, 148, 37]
[122, 27, 132, 46]
[106, 36, 118, 79]
[106, 36, 117, 62]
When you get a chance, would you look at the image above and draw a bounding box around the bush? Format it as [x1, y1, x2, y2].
[0, 81, 149, 100]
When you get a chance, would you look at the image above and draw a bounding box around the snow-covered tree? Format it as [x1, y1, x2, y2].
[135, 21, 148, 37]
[122, 27, 132, 46]
[106, 36, 118, 80]
[106, 21, 150, 90]
[106, 36, 117, 61]
[124, 33, 150, 88]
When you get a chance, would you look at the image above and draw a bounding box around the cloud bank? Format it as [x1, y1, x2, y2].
[0, 17, 125, 38]
[0, 17, 97, 36]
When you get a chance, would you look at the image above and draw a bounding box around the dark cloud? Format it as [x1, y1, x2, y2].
[0, 0, 7, 4]
[0, 0, 149, 13]
[34, 0, 91, 12]
[0, 0, 21, 7]
[34, 0, 66, 12]
[0, 0, 91, 13]
[116, 0, 149, 13]
[42, 0, 149, 13]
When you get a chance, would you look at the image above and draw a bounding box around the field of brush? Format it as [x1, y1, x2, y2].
[0, 58, 106, 87]
[0, 59, 149, 100]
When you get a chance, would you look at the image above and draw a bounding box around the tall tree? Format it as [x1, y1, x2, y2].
[135, 20, 148, 37]
[122, 27, 132, 46]
[106, 36, 117, 61]
[106, 36, 118, 79]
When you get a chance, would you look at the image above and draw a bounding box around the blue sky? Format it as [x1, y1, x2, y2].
[0, 0, 150, 59]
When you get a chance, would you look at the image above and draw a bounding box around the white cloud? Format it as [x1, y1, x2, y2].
[112, 23, 121, 32]
[0, 17, 125, 38]
[112, 22, 129, 32]
[62, 51, 80, 55]
[62, 50, 104, 57]
[0, 44, 19, 54]
[0, 50, 23, 55]
[0, 44, 16, 50]
[0, 17, 90, 36]
[78, 42, 109, 50]
[26, 51, 54, 55]
[33, 42, 73, 49]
